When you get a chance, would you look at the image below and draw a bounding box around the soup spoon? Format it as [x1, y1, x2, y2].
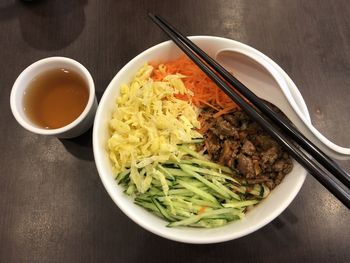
[215, 48, 350, 160]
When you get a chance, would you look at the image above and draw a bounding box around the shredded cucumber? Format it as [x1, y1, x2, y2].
[161, 167, 189, 177]
[152, 197, 176, 222]
[178, 145, 207, 160]
[223, 199, 259, 208]
[167, 208, 242, 227]
[190, 219, 228, 228]
[188, 198, 222, 209]
[182, 165, 240, 184]
[157, 165, 175, 180]
[212, 178, 241, 201]
[180, 164, 230, 199]
[180, 158, 233, 174]
[116, 168, 130, 184]
[177, 180, 218, 204]
[117, 152, 269, 228]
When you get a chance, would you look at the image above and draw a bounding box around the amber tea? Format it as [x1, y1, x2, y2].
[23, 68, 89, 129]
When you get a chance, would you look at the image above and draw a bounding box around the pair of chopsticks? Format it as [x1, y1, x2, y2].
[148, 13, 350, 209]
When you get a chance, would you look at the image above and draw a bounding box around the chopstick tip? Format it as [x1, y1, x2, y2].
[148, 12, 156, 19]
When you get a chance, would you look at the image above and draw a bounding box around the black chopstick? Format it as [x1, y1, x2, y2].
[152, 14, 350, 190]
[148, 13, 350, 208]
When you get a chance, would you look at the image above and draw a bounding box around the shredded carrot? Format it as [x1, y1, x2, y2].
[198, 206, 206, 214]
[213, 104, 238, 118]
[151, 56, 239, 112]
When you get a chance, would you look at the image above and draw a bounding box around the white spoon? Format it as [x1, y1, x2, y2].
[215, 48, 350, 160]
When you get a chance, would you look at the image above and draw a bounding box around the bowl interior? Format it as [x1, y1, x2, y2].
[93, 36, 307, 244]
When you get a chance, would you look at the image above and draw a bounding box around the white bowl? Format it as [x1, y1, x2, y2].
[93, 36, 307, 244]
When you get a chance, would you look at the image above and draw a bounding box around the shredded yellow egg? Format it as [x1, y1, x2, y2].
[107, 64, 202, 180]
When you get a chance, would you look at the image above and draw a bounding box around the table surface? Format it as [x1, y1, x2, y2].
[1, 0, 349, 262]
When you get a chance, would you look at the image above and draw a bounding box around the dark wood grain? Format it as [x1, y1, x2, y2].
[0, 0, 349, 262]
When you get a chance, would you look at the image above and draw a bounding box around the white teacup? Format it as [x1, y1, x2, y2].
[10, 57, 98, 138]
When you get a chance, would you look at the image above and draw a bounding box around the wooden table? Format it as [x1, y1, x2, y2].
[0, 0, 349, 262]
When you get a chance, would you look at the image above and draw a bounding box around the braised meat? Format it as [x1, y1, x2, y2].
[199, 107, 293, 189]
[237, 154, 255, 178]
[241, 140, 255, 156]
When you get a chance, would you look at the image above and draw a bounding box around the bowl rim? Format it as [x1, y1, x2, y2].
[93, 36, 307, 244]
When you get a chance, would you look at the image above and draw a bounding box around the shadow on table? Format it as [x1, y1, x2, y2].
[0, 1, 17, 21]
[59, 127, 94, 161]
[127, 207, 300, 263]
[0, 0, 87, 51]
